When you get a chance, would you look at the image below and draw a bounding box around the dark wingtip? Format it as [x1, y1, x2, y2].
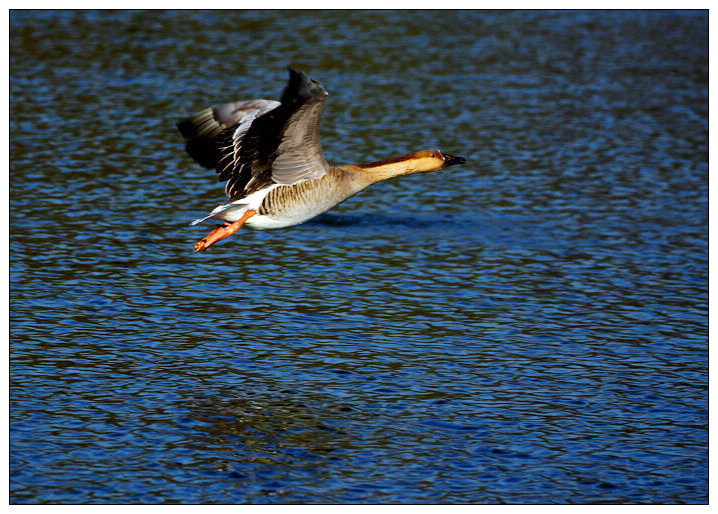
[281, 67, 327, 105]
[177, 114, 219, 169]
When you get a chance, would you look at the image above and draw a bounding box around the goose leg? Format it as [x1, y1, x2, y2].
[194, 209, 257, 252]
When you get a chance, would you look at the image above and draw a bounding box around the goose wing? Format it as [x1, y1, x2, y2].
[177, 99, 280, 170]
[216, 69, 331, 199]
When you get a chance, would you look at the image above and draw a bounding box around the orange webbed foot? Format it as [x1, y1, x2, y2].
[194, 210, 257, 252]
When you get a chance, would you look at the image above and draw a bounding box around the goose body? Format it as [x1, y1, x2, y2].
[178, 69, 465, 251]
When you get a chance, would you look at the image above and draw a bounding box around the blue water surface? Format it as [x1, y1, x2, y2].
[10, 10, 708, 504]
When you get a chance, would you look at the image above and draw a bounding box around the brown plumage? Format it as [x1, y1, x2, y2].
[177, 68, 465, 251]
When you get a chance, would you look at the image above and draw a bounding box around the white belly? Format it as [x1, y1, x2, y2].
[207, 191, 334, 230]
[244, 212, 316, 229]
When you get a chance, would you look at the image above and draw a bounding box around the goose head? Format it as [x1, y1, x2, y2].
[405, 150, 466, 173]
[356, 150, 466, 182]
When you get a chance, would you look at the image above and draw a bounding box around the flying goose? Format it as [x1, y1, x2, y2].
[178, 69, 465, 251]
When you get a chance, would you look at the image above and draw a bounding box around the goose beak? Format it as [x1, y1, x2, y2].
[443, 153, 466, 167]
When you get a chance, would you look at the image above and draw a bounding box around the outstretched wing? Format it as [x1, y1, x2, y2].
[215, 69, 331, 199]
[177, 99, 280, 170]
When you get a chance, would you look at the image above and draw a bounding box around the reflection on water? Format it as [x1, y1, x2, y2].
[10, 9, 707, 504]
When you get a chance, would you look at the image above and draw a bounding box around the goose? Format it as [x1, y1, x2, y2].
[178, 68, 465, 251]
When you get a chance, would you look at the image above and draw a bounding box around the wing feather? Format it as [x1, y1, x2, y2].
[178, 69, 331, 202]
[223, 69, 331, 198]
[177, 99, 280, 169]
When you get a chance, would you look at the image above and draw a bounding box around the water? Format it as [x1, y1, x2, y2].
[10, 10, 707, 504]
